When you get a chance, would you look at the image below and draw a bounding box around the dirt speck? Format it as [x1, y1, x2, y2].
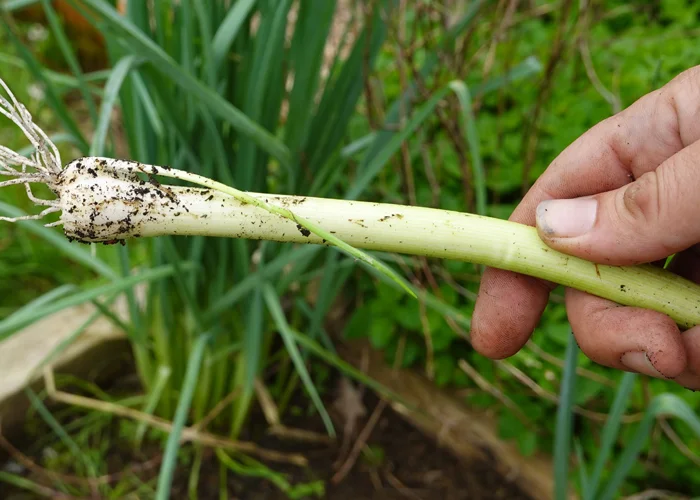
[296, 224, 311, 237]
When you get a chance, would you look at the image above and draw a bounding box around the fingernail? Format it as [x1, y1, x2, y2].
[620, 351, 665, 379]
[536, 198, 597, 238]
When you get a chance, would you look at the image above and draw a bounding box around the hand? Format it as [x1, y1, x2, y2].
[472, 66, 700, 389]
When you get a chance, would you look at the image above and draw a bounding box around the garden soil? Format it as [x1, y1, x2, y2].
[0, 371, 533, 500]
[176, 385, 534, 500]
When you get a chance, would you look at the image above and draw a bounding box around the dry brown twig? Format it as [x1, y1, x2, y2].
[458, 359, 532, 426]
[253, 379, 333, 444]
[476, 0, 520, 112]
[41, 368, 308, 467]
[525, 340, 617, 388]
[520, 0, 577, 193]
[577, 0, 622, 114]
[395, 0, 418, 207]
[623, 489, 690, 500]
[495, 361, 644, 423]
[192, 386, 241, 433]
[417, 296, 435, 381]
[420, 143, 441, 205]
[659, 419, 700, 468]
[332, 397, 387, 485]
[384, 469, 426, 500]
[333, 377, 367, 468]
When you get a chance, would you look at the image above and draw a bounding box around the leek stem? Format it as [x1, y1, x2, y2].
[84, 159, 700, 330]
[4, 70, 693, 329]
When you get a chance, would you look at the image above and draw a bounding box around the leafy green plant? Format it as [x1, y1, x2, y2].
[3, 1, 700, 498]
[0, 0, 517, 496]
[554, 334, 700, 500]
[341, 1, 700, 496]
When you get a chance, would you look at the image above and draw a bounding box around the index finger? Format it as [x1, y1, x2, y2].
[471, 66, 700, 359]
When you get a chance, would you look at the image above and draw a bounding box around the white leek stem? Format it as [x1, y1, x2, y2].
[54, 157, 700, 330]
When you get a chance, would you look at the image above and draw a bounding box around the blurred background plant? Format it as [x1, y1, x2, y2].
[0, 0, 700, 498]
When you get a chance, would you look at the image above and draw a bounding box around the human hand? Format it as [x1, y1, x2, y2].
[471, 66, 700, 389]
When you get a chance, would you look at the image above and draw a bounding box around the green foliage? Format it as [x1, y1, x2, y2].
[0, 0, 407, 495]
[3, 0, 700, 497]
[555, 343, 700, 500]
[341, 0, 700, 496]
[216, 450, 326, 499]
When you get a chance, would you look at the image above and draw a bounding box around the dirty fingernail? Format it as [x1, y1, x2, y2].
[621, 351, 665, 379]
[536, 198, 597, 238]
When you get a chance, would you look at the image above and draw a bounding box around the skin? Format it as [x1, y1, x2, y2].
[471, 65, 700, 390]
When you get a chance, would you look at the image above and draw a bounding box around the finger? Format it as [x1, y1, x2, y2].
[684, 325, 700, 372]
[565, 288, 687, 379]
[621, 324, 700, 390]
[471, 269, 551, 358]
[673, 373, 700, 391]
[473, 66, 700, 359]
[660, 251, 700, 389]
[564, 245, 700, 388]
[536, 138, 700, 265]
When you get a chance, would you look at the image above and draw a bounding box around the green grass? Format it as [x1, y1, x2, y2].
[2, 0, 700, 497]
[343, 0, 700, 496]
[1, 1, 500, 496]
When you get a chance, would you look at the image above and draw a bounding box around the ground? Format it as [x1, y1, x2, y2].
[173, 386, 532, 500]
[1, 373, 533, 500]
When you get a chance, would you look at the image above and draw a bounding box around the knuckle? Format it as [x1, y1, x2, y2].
[662, 66, 700, 147]
[619, 170, 662, 226]
[668, 65, 700, 88]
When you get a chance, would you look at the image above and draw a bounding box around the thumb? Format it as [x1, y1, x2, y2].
[535, 140, 700, 266]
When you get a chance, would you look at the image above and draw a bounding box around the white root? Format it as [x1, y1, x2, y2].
[0, 205, 60, 223]
[0, 77, 65, 224]
[0, 77, 62, 208]
[24, 181, 58, 207]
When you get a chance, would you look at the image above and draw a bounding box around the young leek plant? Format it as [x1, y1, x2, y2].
[2, 78, 700, 329]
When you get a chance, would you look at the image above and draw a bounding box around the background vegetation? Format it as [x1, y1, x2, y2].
[1, 0, 700, 498]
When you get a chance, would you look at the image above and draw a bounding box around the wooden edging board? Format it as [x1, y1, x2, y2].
[0, 301, 129, 435]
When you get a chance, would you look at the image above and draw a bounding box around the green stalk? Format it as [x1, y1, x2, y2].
[55, 159, 700, 330]
[156, 331, 209, 500]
